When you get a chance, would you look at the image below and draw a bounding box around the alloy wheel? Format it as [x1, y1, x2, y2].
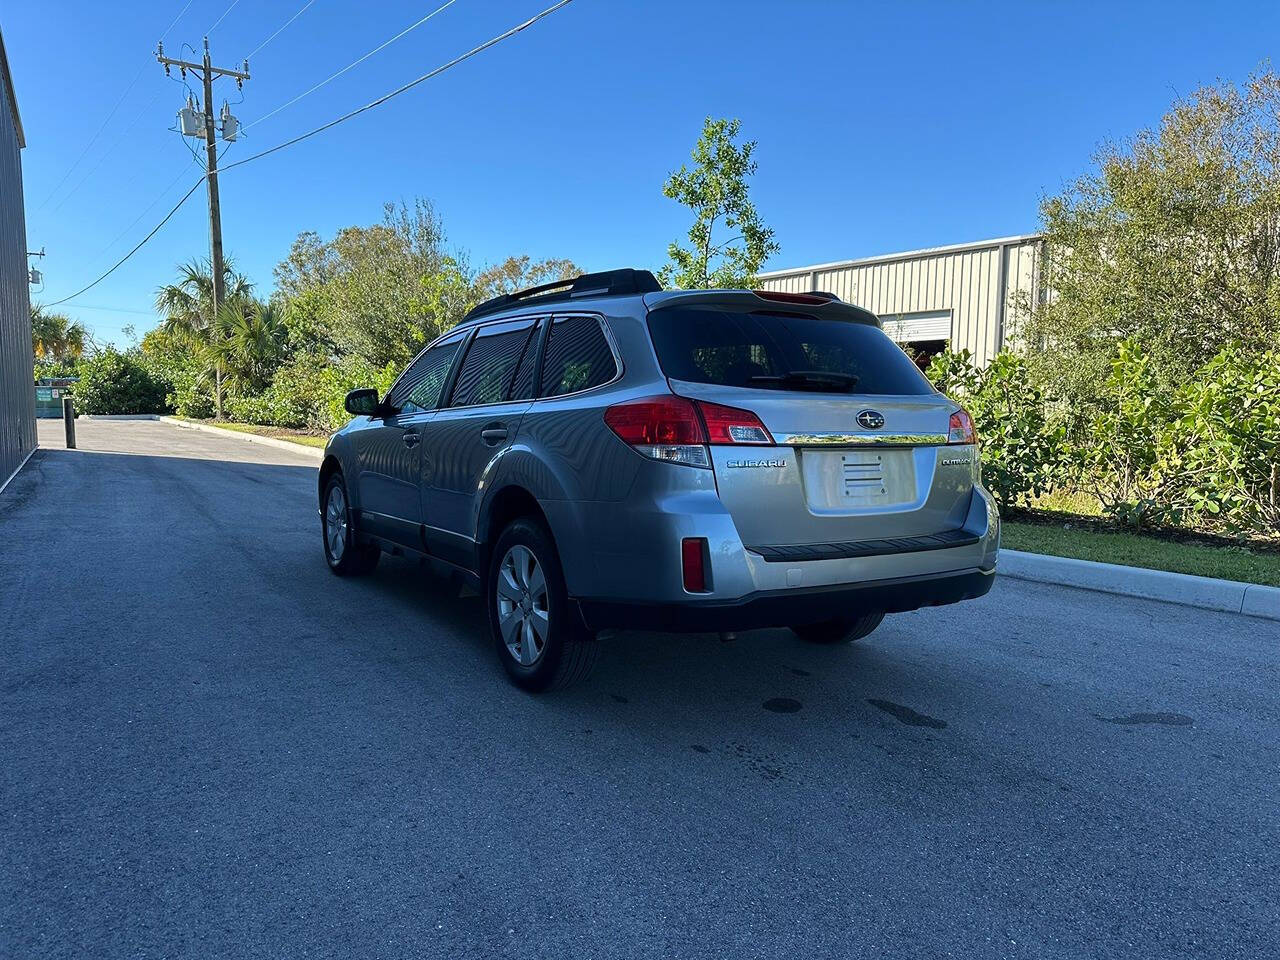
[325, 484, 347, 562]
[496, 544, 549, 666]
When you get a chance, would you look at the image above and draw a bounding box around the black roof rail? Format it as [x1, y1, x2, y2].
[462, 268, 663, 323]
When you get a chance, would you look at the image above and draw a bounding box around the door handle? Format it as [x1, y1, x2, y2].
[481, 426, 508, 445]
[402, 431, 420, 448]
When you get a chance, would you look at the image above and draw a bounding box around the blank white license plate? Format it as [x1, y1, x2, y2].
[800, 450, 918, 512]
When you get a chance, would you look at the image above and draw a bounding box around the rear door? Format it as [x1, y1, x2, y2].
[646, 298, 976, 547]
[419, 316, 541, 566]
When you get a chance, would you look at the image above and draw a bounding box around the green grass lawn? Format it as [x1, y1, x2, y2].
[1002, 520, 1280, 587]
[178, 418, 329, 449]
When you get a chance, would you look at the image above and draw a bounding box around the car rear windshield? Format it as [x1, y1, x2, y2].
[646, 306, 934, 395]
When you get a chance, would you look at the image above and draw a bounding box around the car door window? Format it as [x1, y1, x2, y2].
[388, 335, 464, 414]
[540, 315, 617, 398]
[449, 319, 535, 407]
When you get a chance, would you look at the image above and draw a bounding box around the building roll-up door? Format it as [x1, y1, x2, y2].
[880, 310, 952, 344]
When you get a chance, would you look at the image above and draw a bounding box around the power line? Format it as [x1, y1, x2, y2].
[49, 88, 170, 216]
[34, 63, 149, 211]
[244, 0, 460, 131]
[229, 0, 569, 169]
[206, 0, 242, 35]
[33, 0, 197, 212]
[159, 0, 199, 40]
[44, 0, 574, 307]
[97, 153, 203, 261]
[44, 178, 206, 307]
[243, 0, 320, 62]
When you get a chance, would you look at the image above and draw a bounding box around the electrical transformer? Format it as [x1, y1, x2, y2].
[178, 100, 204, 137]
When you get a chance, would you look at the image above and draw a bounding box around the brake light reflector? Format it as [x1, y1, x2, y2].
[698, 401, 774, 445]
[751, 290, 837, 305]
[682, 538, 707, 592]
[948, 409, 977, 445]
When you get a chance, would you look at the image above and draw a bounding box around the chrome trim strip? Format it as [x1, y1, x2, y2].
[775, 432, 949, 447]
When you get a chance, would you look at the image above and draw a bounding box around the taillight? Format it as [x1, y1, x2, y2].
[681, 537, 708, 592]
[603, 395, 703, 445]
[604, 395, 775, 467]
[604, 395, 709, 467]
[698, 401, 773, 445]
[948, 409, 977, 445]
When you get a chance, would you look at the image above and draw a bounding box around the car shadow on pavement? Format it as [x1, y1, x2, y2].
[363, 547, 959, 736]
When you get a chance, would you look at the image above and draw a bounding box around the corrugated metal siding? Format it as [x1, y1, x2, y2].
[757, 237, 1045, 364]
[0, 56, 34, 487]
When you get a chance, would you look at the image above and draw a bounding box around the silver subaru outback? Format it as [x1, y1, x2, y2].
[319, 269, 998, 691]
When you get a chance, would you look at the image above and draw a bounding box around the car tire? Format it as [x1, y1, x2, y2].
[791, 611, 885, 644]
[487, 517, 598, 692]
[321, 473, 380, 576]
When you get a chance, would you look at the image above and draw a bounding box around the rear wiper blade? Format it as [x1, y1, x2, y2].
[748, 370, 860, 391]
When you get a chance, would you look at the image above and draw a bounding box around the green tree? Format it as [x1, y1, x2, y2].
[154, 257, 254, 418]
[273, 199, 466, 370]
[660, 117, 779, 290]
[30, 305, 88, 363]
[473, 255, 581, 299]
[1021, 66, 1280, 415]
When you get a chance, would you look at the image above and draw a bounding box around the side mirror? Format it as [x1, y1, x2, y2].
[344, 388, 381, 417]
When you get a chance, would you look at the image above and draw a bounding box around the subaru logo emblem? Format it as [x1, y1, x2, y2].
[856, 409, 885, 430]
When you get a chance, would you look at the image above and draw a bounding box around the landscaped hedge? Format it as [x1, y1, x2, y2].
[928, 344, 1280, 537]
[72, 348, 169, 416]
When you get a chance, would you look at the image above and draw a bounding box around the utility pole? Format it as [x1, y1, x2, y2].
[156, 38, 249, 418]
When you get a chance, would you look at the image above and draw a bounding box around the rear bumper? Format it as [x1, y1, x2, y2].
[578, 566, 995, 633]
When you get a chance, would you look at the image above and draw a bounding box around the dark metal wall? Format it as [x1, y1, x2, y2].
[0, 52, 33, 487]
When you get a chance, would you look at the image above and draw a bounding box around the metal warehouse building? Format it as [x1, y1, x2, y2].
[756, 234, 1045, 365]
[0, 25, 34, 491]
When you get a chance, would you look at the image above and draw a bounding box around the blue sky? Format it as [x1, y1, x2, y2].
[9, 0, 1280, 345]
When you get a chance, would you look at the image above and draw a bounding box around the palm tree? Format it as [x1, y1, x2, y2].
[155, 258, 253, 417]
[210, 298, 289, 393]
[31, 305, 88, 363]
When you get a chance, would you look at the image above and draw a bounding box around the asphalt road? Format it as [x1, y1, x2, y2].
[2, 420, 1276, 959]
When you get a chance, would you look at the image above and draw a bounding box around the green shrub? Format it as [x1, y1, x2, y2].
[139, 327, 213, 418]
[1076, 340, 1176, 528]
[1066, 340, 1280, 535]
[72, 348, 169, 415]
[926, 349, 1066, 508]
[34, 358, 80, 382]
[170, 376, 217, 420]
[1156, 347, 1280, 533]
[321, 356, 398, 433]
[226, 353, 331, 430]
[221, 352, 398, 434]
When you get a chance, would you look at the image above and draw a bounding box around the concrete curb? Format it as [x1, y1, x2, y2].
[1000, 549, 1280, 623]
[80, 414, 161, 421]
[159, 417, 324, 462]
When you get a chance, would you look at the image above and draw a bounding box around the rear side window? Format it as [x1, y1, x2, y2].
[509, 318, 544, 401]
[540, 316, 617, 397]
[646, 306, 933, 396]
[391, 336, 463, 413]
[450, 320, 535, 407]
